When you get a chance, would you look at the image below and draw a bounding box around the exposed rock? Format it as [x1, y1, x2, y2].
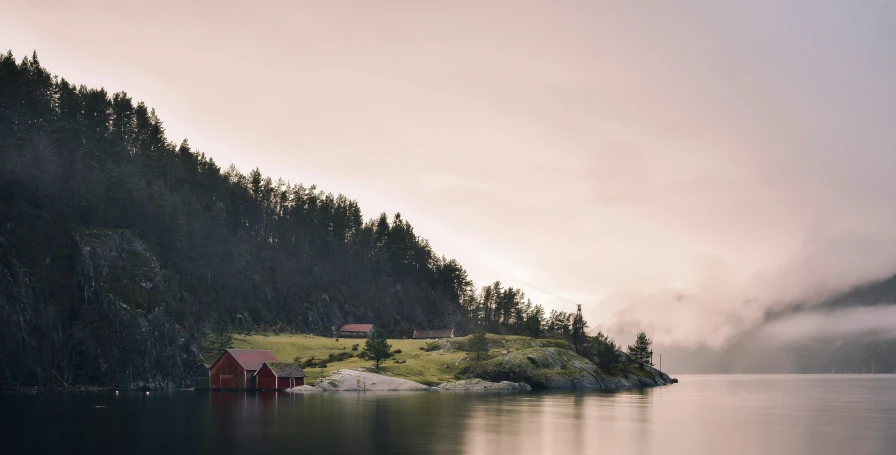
[286, 385, 323, 393]
[465, 347, 673, 390]
[299, 369, 435, 392]
[438, 378, 531, 392]
[72, 229, 202, 389]
[0, 222, 201, 390]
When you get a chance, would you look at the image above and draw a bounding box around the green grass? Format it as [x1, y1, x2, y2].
[229, 333, 574, 386]
[231, 334, 467, 385]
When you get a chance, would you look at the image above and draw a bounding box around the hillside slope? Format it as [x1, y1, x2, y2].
[0, 51, 476, 389]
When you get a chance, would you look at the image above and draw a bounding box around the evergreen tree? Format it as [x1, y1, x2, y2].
[364, 329, 393, 369]
[628, 332, 654, 368]
[593, 332, 620, 370]
[200, 325, 234, 361]
[468, 328, 489, 361]
[571, 305, 587, 354]
[523, 304, 543, 339]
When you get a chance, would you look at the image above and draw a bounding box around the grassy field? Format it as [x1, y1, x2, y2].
[232, 334, 468, 385]
[230, 333, 573, 386]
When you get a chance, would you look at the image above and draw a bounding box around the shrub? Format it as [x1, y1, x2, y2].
[351, 344, 359, 351]
[328, 352, 352, 362]
[392, 349, 403, 354]
[358, 351, 369, 359]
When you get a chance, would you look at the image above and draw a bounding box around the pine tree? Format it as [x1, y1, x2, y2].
[572, 305, 586, 354]
[628, 332, 654, 368]
[468, 328, 489, 361]
[364, 329, 393, 369]
[594, 332, 620, 370]
[201, 325, 234, 361]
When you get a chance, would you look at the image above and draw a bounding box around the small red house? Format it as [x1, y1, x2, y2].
[255, 362, 306, 390]
[338, 323, 375, 338]
[209, 349, 278, 390]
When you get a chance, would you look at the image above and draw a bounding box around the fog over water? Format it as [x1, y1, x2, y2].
[4, 1, 896, 355]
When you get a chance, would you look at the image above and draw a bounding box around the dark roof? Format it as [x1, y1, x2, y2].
[339, 324, 374, 333]
[261, 362, 306, 378]
[223, 349, 279, 371]
[412, 329, 454, 339]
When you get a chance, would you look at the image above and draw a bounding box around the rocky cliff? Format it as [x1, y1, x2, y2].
[0, 200, 202, 389]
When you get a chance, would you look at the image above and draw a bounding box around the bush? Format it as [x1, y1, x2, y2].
[358, 351, 369, 359]
[351, 344, 359, 351]
[423, 342, 441, 352]
[328, 352, 352, 362]
[392, 349, 403, 354]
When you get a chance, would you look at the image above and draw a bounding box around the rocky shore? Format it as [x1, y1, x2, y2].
[288, 361, 672, 393]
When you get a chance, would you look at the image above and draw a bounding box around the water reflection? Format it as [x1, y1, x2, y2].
[3, 376, 896, 455]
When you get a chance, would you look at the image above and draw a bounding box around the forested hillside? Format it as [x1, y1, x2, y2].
[0, 51, 581, 389]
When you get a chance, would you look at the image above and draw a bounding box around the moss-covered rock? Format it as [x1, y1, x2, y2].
[464, 347, 673, 390]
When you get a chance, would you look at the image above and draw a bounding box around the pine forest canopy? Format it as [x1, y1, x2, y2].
[0, 50, 588, 349]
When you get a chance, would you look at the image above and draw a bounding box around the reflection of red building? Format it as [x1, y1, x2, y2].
[209, 349, 278, 390]
[255, 362, 306, 390]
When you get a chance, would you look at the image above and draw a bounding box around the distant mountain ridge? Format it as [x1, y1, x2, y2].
[666, 274, 896, 374]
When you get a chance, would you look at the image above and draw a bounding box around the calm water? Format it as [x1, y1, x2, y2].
[3, 375, 896, 454]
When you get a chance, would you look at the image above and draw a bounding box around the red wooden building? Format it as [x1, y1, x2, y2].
[338, 323, 375, 338]
[209, 349, 278, 390]
[255, 362, 306, 390]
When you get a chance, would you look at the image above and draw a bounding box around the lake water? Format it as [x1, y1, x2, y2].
[3, 375, 896, 454]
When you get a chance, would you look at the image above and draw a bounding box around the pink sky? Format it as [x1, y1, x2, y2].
[5, 1, 896, 346]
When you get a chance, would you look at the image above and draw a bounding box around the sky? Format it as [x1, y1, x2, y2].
[4, 0, 896, 348]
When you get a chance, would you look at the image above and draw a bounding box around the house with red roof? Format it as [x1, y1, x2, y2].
[338, 323, 375, 338]
[255, 361, 306, 390]
[209, 349, 278, 390]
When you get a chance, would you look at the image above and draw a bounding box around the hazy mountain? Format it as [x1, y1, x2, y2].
[663, 275, 896, 374]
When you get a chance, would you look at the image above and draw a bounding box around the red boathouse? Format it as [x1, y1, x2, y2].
[209, 349, 278, 390]
[255, 362, 306, 390]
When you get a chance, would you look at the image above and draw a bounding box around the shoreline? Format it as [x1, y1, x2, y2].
[287, 368, 674, 393]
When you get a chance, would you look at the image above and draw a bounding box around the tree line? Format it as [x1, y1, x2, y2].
[0, 50, 479, 334]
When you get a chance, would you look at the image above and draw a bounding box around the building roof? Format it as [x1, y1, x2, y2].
[261, 362, 306, 378]
[339, 323, 374, 333]
[412, 329, 454, 339]
[221, 349, 279, 371]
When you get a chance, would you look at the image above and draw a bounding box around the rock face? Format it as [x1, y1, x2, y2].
[300, 369, 435, 392]
[0, 218, 202, 389]
[465, 347, 673, 390]
[74, 229, 202, 389]
[438, 378, 532, 392]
